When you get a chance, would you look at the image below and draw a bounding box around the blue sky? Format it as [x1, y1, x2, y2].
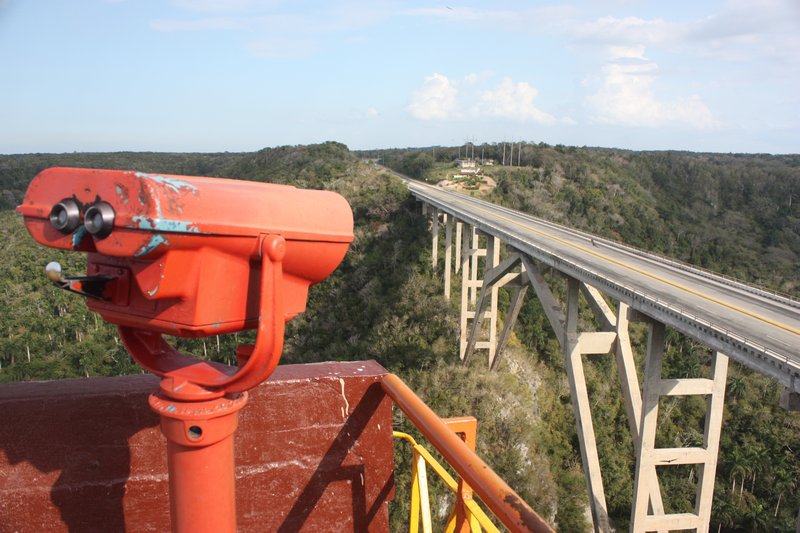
[1, 0, 798, 154]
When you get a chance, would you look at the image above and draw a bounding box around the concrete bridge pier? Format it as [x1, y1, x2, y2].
[631, 321, 728, 533]
[458, 228, 500, 365]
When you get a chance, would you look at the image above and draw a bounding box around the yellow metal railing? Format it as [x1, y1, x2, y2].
[394, 430, 500, 533]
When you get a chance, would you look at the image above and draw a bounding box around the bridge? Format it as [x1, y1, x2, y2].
[404, 175, 800, 532]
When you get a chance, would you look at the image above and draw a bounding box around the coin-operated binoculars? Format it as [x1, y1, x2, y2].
[18, 167, 353, 533]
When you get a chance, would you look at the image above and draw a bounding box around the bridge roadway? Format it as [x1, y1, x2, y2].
[404, 178, 800, 393]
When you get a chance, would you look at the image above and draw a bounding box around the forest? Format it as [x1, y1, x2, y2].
[1, 142, 799, 531]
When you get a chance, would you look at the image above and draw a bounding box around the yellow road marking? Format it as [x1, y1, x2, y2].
[416, 185, 800, 338]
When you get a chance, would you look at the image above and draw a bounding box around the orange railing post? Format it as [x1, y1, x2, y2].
[444, 417, 478, 533]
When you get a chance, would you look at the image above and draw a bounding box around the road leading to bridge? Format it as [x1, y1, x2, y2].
[403, 177, 800, 393]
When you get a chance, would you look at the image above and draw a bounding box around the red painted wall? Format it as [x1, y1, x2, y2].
[0, 360, 394, 532]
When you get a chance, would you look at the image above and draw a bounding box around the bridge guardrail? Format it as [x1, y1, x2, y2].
[507, 207, 800, 309]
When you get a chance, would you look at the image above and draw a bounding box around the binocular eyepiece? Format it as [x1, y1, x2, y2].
[84, 202, 116, 238]
[49, 199, 116, 238]
[49, 199, 82, 233]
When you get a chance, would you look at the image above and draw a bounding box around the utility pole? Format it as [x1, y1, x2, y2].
[502, 143, 506, 166]
[510, 143, 514, 167]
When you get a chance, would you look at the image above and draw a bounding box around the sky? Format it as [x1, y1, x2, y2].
[1, 0, 798, 154]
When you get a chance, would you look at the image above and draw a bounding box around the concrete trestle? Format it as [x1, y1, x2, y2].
[424, 203, 730, 533]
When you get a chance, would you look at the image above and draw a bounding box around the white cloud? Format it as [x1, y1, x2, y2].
[586, 57, 715, 129]
[464, 71, 494, 85]
[365, 107, 379, 118]
[606, 44, 647, 60]
[665, 96, 716, 128]
[407, 73, 458, 120]
[473, 78, 555, 124]
[408, 73, 556, 125]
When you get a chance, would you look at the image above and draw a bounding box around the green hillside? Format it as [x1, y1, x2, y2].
[1, 143, 798, 531]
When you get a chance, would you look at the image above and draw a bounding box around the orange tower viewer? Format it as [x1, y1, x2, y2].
[18, 167, 354, 532]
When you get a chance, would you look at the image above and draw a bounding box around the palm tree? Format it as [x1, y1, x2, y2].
[726, 375, 746, 403]
[712, 497, 736, 533]
[745, 445, 769, 493]
[727, 447, 750, 499]
[744, 501, 769, 531]
[771, 467, 796, 517]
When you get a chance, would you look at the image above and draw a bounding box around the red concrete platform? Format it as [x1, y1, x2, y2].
[0, 360, 394, 532]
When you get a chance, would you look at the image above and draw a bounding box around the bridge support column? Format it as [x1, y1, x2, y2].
[485, 235, 500, 364]
[444, 215, 453, 300]
[463, 252, 527, 368]
[459, 224, 474, 360]
[425, 206, 457, 301]
[493, 279, 528, 371]
[431, 206, 439, 270]
[454, 221, 462, 274]
[469, 227, 480, 304]
[631, 321, 729, 533]
[531, 277, 728, 533]
[579, 290, 668, 531]
[564, 277, 612, 532]
[613, 302, 668, 529]
[459, 228, 494, 361]
[532, 275, 665, 532]
[464, 252, 568, 370]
